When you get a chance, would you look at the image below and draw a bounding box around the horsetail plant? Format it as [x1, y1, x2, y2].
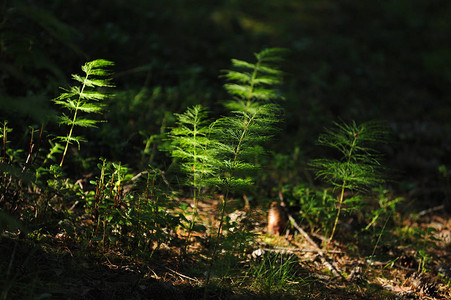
[310, 121, 389, 242]
[170, 105, 218, 249]
[204, 48, 287, 289]
[53, 59, 114, 167]
[214, 48, 286, 238]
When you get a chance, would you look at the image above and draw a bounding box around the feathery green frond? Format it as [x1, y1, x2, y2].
[56, 114, 74, 126]
[72, 118, 100, 128]
[216, 48, 286, 193]
[255, 48, 289, 62]
[76, 102, 105, 114]
[55, 135, 86, 150]
[229, 59, 256, 70]
[223, 48, 287, 107]
[82, 59, 114, 75]
[310, 120, 389, 241]
[169, 105, 221, 253]
[170, 105, 219, 189]
[79, 90, 109, 101]
[53, 59, 114, 166]
[312, 120, 388, 190]
[204, 48, 287, 285]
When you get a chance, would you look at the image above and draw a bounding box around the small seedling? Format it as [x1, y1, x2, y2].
[310, 121, 388, 242]
[170, 105, 217, 251]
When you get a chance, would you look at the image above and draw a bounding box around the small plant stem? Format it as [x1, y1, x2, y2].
[206, 114, 252, 287]
[183, 117, 199, 256]
[370, 215, 390, 258]
[102, 219, 106, 250]
[1, 121, 7, 162]
[22, 127, 35, 172]
[208, 52, 263, 261]
[329, 183, 345, 243]
[232, 111, 255, 164]
[94, 182, 101, 234]
[204, 191, 228, 293]
[150, 173, 158, 230]
[31, 124, 44, 164]
[246, 59, 260, 106]
[328, 133, 358, 242]
[215, 116, 250, 240]
[215, 191, 228, 249]
[60, 101, 78, 167]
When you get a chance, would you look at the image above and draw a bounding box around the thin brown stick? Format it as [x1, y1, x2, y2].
[278, 191, 344, 279]
[417, 204, 445, 217]
[166, 267, 200, 283]
[263, 247, 343, 254]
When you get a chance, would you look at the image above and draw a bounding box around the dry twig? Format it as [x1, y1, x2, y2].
[278, 191, 345, 279]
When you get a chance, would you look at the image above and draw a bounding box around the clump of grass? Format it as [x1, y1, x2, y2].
[243, 252, 298, 297]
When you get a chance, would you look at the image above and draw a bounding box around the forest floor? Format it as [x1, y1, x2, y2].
[1, 196, 450, 300]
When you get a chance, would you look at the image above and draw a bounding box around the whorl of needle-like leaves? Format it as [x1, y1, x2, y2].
[310, 120, 388, 192]
[170, 105, 218, 189]
[204, 49, 287, 284]
[223, 47, 287, 110]
[53, 59, 114, 166]
[215, 48, 287, 191]
[54, 59, 114, 128]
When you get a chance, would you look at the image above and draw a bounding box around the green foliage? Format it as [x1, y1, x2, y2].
[53, 59, 114, 166]
[244, 252, 297, 296]
[87, 158, 132, 246]
[417, 249, 433, 274]
[85, 158, 180, 253]
[130, 167, 181, 252]
[167, 49, 288, 267]
[0, 1, 449, 296]
[310, 121, 389, 241]
[215, 48, 286, 191]
[396, 225, 440, 274]
[364, 187, 403, 231]
[283, 184, 336, 235]
[216, 48, 286, 227]
[171, 105, 218, 191]
[223, 48, 287, 106]
[311, 121, 388, 191]
[0, 121, 13, 163]
[0, 121, 31, 207]
[202, 49, 287, 290]
[169, 105, 218, 251]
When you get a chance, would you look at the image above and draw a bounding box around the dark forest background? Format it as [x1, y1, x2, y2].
[2, 0, 450, 202]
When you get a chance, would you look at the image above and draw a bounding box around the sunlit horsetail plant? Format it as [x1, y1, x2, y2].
[214, 48, 286, 237]
[205, 48, 287, 286]
[170, 105, 219, 253]
[53, 59, 114, 167]
[310, 121, 389, 242]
